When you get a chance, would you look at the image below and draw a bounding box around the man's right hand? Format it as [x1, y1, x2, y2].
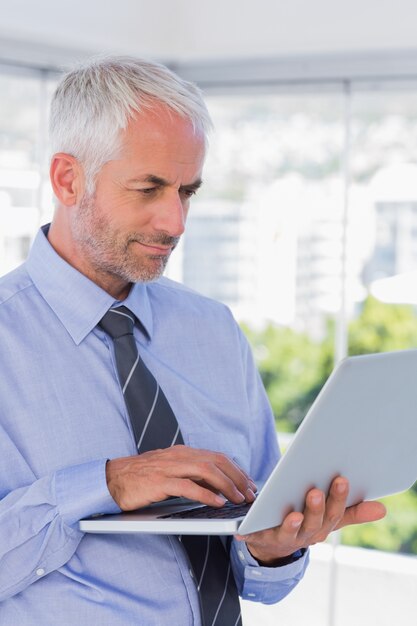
[106, 445, 257, 511]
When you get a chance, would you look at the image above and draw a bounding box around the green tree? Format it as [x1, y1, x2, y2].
[241, 322, 332, 432]
[348, 296, 417, 355]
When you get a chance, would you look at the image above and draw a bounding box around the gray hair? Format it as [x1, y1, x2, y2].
[49, 55, 212, 195]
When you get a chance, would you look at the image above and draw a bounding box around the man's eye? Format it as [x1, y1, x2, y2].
[182, 189, 197, 198]
[140, 188, 157, 195]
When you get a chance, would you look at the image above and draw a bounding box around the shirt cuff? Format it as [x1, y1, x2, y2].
[231, 539, 309, 603]
[54, 458, 121, 527]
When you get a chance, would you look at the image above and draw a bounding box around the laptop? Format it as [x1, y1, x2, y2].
[80, 349, 417, 536]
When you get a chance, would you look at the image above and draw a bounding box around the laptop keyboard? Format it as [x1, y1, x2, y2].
[159, 501, 252, 520]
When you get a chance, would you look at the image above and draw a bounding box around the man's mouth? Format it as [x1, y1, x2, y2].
[133, 241, 174, 255]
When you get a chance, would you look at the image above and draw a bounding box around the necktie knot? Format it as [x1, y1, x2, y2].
[99, 306, 135, 339]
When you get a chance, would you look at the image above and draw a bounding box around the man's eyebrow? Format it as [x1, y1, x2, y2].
[180, 178, 203, 192]
[127, 175, 203, 190]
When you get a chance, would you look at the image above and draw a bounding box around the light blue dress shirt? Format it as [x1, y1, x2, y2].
[0, 226, 308, 625]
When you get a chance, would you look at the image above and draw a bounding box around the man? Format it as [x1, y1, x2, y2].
[0, 57, 385, 625]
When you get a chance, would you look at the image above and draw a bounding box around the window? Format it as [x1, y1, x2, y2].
[0, 66, 57, 275]
[176, 83, 417, 566]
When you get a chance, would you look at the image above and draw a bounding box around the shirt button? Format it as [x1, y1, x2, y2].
[36, 568, 45, 577]
[252, 570, 262, 577]
[238, 550, 245, 561]
[189, 569, 194, 579]
[247, 592, 256, 598]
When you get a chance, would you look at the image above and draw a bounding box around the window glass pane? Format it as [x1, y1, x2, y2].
[342, 84, 417, 556]
[178, 92, 345, 431]
[350, 84, 417, 287]
[0, 70, 57, 274]
[39, 75, 59, 225]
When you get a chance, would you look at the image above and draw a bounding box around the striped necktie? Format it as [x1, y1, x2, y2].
[99, 305, 242, 626]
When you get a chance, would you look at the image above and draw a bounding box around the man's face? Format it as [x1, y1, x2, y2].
[71, 105, 205, 291]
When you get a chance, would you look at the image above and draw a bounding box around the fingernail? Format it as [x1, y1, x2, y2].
[311, 494, 323, 505]
[215, 495, 227, 505]
[245, 488, 256, 502]
[336, 481, 348, 494]
[292, 519, 303, 528]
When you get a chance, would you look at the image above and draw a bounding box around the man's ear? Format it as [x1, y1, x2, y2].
[50, 153, 85, 206]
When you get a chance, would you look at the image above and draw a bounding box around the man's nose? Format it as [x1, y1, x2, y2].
[153, 193, 186, 237]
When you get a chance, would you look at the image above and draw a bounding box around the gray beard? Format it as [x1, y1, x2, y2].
[72, 193, 179, 284]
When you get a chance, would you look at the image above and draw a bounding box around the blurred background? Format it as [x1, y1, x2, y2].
[1, 1, 417, 623]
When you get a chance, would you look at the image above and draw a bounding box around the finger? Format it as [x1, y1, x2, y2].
[198, 479, 256, 502]
[166, 459, 255, 504]
[168, 477, 230, 507]
[276, 512, 304, 544]
[297, 488, 325, 539]
[171, 446, 257, 501]
[227, 457, 258, 491]
[191, 464, 248, 503]
[236, 511, 303, 544]
[335, 500, 387, 530]
[108, 447, 257, 510]
[321, 476, 349, 531]
[235, 512, 304, 561]
[203, 450, 257, 497]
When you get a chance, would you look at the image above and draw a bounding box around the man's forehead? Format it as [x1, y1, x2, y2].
[115, 109, 206, 182]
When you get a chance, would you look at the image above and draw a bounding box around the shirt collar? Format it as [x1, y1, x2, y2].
[26, 225, 154, 345]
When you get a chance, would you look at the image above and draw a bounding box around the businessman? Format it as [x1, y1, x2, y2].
[0, 56, 385, 625]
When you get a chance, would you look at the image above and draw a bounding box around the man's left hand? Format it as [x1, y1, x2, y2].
[235, 476, 386, 566]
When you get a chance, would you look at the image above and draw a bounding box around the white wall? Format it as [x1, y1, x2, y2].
[242, 544, 417, 626]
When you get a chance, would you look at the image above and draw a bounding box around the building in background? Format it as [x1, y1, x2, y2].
[364, 164, 417, 284]
[176, 176, 372, 338]
[0, 174, 41, 276]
